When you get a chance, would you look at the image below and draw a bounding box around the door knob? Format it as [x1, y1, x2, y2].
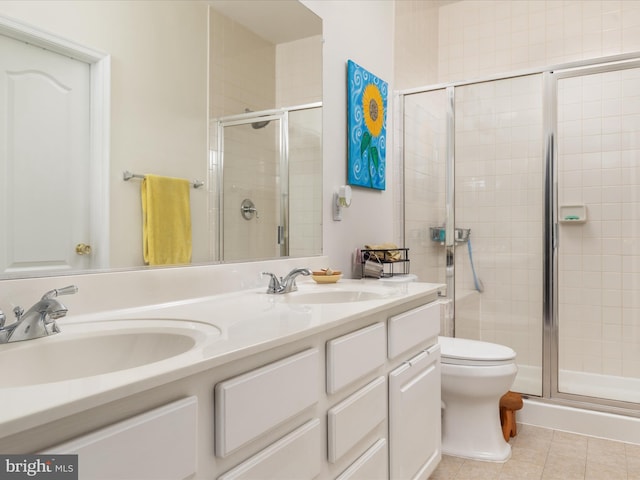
[75, 243, 92, 255]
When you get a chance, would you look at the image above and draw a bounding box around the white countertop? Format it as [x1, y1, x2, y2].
[0, 279, 443, 440]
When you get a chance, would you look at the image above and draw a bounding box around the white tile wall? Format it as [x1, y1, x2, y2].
[438, 0, 640, 84]
[397, 0, 640, 398]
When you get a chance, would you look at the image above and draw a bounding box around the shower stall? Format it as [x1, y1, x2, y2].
[401, 54, 640, 415]
[212, 103, 322, 262]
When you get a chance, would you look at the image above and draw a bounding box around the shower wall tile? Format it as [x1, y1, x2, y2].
[437, 0, 640, 84]
[395, 0, 640, 397]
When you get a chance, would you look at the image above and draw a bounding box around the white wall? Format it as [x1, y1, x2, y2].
[302, 0, 397, 276]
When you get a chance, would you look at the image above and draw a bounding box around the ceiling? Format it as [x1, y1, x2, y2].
[210, 0, 322, 44]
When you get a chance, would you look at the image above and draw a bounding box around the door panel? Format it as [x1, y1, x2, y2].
[555, 64, 640, 404]
[220, 117, 283, 262]
[0, 33, 91, 274]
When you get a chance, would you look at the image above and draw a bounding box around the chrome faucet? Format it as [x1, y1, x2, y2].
[0, 285, 78, 344]
[261, 268, 312, 294]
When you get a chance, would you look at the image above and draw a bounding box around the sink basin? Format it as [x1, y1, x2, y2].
[0, 318, 220, 388]
[282, 290, 388, 304]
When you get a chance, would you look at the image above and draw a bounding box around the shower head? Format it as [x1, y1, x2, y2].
[244, 108, 271, 129]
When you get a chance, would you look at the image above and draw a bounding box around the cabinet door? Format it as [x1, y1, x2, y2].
[327, 376, 386, 463]
[42, 397, 197, 480]
[218, 419, 321, 480]
[388, 302, 440, 359]
[389, 346, 441, 480]
[326, 322, 386, 394]
[215, 348, 320, 457]
[336, 438, 387, 480]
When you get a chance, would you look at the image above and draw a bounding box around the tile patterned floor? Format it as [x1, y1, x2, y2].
[430, 424, 640, 480]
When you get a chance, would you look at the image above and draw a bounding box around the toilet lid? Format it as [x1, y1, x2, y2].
[438, 336, 516, 366]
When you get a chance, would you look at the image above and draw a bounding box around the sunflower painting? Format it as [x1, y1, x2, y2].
[347, 60, 387, 190]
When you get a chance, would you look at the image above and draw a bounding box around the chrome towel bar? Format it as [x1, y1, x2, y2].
[123, 170, 204, 189]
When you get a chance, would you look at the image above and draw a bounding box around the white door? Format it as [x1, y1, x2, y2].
[388, 346, 441, 480]
[0, 33, 92, 274]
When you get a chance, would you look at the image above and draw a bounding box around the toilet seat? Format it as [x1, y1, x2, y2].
[438, 336, 516, 366]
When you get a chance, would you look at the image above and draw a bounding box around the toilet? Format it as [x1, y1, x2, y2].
[438, 336, 518, 462]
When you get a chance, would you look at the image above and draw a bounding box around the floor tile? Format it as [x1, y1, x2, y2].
[429, 425, 637, 480]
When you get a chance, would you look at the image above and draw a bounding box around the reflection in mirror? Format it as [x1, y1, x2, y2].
[216, 104, 322, 262]
[0, 0, 322, 281]
[209, 1, 323, 262]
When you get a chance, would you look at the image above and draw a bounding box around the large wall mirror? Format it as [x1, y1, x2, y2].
[0, 0, 322, 280]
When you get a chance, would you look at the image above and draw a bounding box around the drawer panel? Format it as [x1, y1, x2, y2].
[326, 322, 386, 394]
[388, 302, 440, 359]
[328, 376, 386, 463]
[43, 397, 197, 480]
[218, 419, 321, 480]
[336, 438, 388, 480]
[215, 348, 320, 457]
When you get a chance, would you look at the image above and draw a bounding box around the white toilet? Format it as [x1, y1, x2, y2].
[438, 336, 518, 462]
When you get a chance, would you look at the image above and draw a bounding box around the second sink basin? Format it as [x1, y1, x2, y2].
[0, 318, 220, 388]
[282, 290, 388, 304]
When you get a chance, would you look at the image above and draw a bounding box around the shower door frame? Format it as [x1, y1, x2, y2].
[400, 52, 640, 416]
[545, 58, 640, 415]
[216, 108, 289, 261]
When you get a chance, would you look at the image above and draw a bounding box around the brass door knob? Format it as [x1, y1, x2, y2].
[75, 243, 92, 255]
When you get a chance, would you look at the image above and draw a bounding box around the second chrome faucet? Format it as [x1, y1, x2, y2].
[261, 268, 312, 294]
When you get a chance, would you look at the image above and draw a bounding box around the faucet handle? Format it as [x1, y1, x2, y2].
[0, 310, 5, 328]
[42, 285, 79, 300]
[261, 272, 282, 294]
[13, 306, 23, 321]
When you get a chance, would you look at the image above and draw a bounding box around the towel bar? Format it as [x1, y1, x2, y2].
[123, 170, 204, 189]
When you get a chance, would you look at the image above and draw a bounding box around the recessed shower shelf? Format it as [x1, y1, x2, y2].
[559, 205, 587, 224]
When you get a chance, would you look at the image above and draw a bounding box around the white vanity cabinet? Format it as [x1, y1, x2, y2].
[327, 301, 442, 480]
[8, 282, 445, 480]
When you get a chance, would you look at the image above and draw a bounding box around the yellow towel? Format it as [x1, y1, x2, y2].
[142, 174, 192, 266]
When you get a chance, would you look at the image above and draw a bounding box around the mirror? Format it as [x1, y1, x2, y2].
[0, 0, 322, 279]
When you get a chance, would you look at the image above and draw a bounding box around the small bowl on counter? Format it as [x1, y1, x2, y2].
[311, 269, 342, 284]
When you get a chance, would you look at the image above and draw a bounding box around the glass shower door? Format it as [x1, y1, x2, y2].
[218, 114, 285, 262]
[554, 63, 640, 405]
[453, 75, 545, 396]
[402, 88, 449, 288]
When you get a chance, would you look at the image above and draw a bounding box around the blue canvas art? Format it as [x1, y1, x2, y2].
[347, 60, 387, 190]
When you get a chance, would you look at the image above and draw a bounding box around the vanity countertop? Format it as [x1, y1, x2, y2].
[0, 279, 444, 440]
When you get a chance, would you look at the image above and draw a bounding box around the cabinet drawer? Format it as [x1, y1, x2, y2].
[215, 348, 320, 457]
[218, 419, 321, 480]
[388, 302, 440, 359]
[336, 438, 388, 480]
[328, 376, 386, 463]
[326, 322, 386, 394]
[43, 397, 197, 480]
